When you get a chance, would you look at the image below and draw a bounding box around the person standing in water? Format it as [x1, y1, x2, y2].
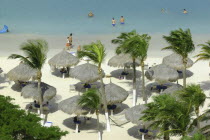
[88, 11, 94, 17]
[120, 16, 125, 24]
[112, 18, 116, 27]
[69, 33, 73, 48]
[183, 9, 188, 14]
[161, 8, 165, 13]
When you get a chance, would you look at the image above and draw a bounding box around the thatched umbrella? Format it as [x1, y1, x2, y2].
[125, 105, 154, 140]
[58, 96, 90, 116]
[48, 50, 79, 68]
[69, 63, 105, 83]
[21, 82, 56, 101]
[7, 63, 37, 82]
[0, 67, 3, 73]
[162, 84, 183, 95]
[145, 64, 179, 84]
[59, 95, 91, 133]
[162, 53, 193, 70]
[108, 54, 140, 68]
[125, 105, 148, 125]
[100, 82, 129, 105]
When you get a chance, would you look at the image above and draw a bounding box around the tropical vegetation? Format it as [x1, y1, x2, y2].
[195, 41, 210, 65]
[141, 84, 209, 140]
[8, 39, 48, 120]
[78, 89, 102, 140]
[77, 41, 111, 131]
[112, 30, 151, 105]
[162, 28, 195, 88]
[0, 95, 68, 140]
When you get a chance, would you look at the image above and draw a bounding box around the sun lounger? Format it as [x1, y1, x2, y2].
[69, 84, 76, 92]
[109, 110, 129, 127]
[44, 122, 53, 127]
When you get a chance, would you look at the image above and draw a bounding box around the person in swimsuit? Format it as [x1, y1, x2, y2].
[161, 8, 165, 13]
[120, 16, 125, 24]
[66, 37, 70, 50]
[183, 9, 188, 14]
[69, 33, 73, 48]
[88, 11, 94, 17]
[77, 45, 81, 52]
[112, 18, 116, 26]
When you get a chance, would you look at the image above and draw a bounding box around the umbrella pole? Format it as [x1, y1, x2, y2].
[111, 109, 114, 116]
[75, 116, 79, 133]
[62, 73, 65, 79]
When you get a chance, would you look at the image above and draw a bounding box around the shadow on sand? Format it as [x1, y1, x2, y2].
[110, 69, 141, 80]
[199, 80, 210, 91]
[63, 117, 106, 132]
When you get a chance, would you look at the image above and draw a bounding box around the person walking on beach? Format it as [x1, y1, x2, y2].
[69, 33, 73, 48]
[120, 16, 125, 24]
[77, 45, 81, 52]
[112, 18, 116, 27]
[66, 37, 70, 50]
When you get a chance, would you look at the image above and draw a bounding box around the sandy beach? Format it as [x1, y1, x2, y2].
[0, 33, 210, 140]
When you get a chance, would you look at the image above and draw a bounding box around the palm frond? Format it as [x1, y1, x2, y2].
[9, 39, 48, 70]
[78, 41, 106, 65]
[78, 89, 101, 110]
[195, 42, 210, 62]
[8, 54, 35, 68]
[162, 28, 195, 58]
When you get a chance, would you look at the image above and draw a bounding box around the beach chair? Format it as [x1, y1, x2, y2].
[69, 84, 76, 92]
[109, 110, 129, 127]
[44, 122, 53, 127]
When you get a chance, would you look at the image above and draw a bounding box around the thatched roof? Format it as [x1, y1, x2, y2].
[58, 96, 90, 116]
[162, 84, 183, 95]
[21, 82, 56, 101]
[162, 53, 193, 70]
[7, 63, 37, 82]
[48, 50, 79, 67]
[0, 68, 3, 74]
[100, 82, 129, 105]
[125, 105, 149, 125]
[69, 63, 105, 83]
[108, 54, 140, 68]
[145, 64, 179, 84]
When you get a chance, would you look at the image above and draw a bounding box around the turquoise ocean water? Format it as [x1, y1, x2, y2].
[1, 0, 210, 35]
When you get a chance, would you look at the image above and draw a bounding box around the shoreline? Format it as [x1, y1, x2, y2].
[1, 32, 210, 58]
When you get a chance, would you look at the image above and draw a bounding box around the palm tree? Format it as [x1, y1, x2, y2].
[77, 41, 111, 131]
[178, 84, 206, 129]
[181, 132, 207, 140]
[162, 28, 195, 88]
[112, 30, 151, 105]
[199, 105, 210, 136]
[195, 41, 210, 66]
[141, 94, 195, 140]
[78, 89, 102, 140]
[8, 39, 48, 123]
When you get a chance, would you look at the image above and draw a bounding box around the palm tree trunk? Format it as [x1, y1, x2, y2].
[195, 107, 200, 129]
[132, 58, 137, 106]
[37, 71, 44, 125]
[141, 62, 146, 104]
[96, 110, 102, 140]
[99, 67, 111, 132]
[183, 59, 187, 88]
[163, 126, 170, 140]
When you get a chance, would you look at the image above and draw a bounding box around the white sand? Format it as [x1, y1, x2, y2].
[0, 33, 210, 140]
